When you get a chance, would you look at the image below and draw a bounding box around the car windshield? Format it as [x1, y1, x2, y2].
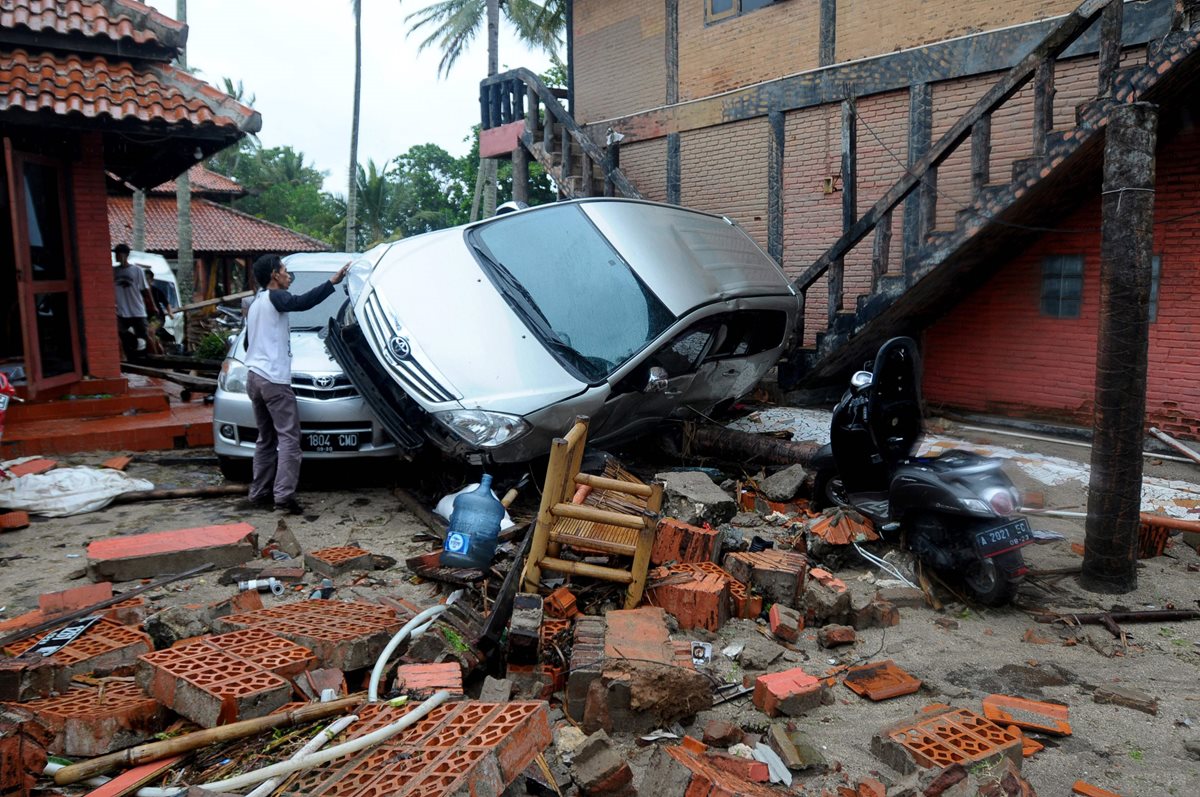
[286, 271, 342, 330]
[470, 204, 674, 382]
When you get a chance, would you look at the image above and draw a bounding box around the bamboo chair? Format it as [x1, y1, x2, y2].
[520, 416, 663, 609]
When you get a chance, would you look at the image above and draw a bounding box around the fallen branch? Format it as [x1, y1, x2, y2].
[0, 563, 214, 649]
[53, 693, 364, 785]
[113, 484, 248, 503]
[684, 422, 817, 466]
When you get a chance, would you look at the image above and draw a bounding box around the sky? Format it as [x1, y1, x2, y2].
[144, 1, 556, 194]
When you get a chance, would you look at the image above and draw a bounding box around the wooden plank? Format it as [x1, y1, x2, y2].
[120, 363, 217, 391]
[971, 114, 992, 198]
[83, 755, 184, 797]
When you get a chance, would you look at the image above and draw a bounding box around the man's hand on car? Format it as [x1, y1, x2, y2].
[331, 262, 351, 285]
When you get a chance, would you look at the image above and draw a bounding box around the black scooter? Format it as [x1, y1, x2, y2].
[811, 337, 1059, 605]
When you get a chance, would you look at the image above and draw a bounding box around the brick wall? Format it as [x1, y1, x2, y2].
[923, 119, 1200, 441]
[619, 139, 669, 203]
[680, 117, 771, 249]
[836, 0, 1079, 63]
[71, 132, 120, 379]
[677, 1, 820, 102]
[574, 1, 665, 123]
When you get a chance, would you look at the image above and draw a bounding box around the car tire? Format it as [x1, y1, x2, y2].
[218, 455, 253, 484]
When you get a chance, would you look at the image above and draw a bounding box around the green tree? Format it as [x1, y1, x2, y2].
[392, 143, 471, 236]
[354, 159, 404, 247]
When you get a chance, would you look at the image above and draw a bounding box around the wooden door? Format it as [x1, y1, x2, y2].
[4, 140, 82, 396]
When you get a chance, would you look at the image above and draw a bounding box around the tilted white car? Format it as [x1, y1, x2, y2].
[212, 252, 397, 480]
[328, 198, 800, 464]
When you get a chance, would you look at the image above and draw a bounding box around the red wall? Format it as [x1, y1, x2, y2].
[72, 132, 121, 379]
[924, 118, 1200, 441]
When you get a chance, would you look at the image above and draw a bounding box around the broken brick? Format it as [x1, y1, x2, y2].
[768, 604, 802, 642]
[640, 744, 777, 797]
[722, 549, 807, 607]
[567, 615, 606, 721]
[0, 655, 70, 703]
[508, 593, 543, 665]
[297, 668, 347, 702]
[573, 730, 634, 797]
[4, 618, 152, 681]
[843, 659, 921, 701]
[702, 719, 744, 747]
[981, 694, 1071, 735]
[651, 517, 720, 565]
[853, 597, 900, 629]
[12, 682, 167, 757]
[649, 570, 730, 631]
[544, 587, 579, 619]
[393, 662, 464, 699]
[101, 455, 133, 471]
[818, 624, 856, 648]
[1006, 725, 1044, 757]
[766, 723, 825, 771]
[304, 546, 374, 577]
[0, 706, 53, 797]
[0, 511, 30, 532]
[871, 704, 1021, 774]
[704, 750, 770, 782]
[38, 583, 113, 616]
[87, 523, 258, 582]
[1093, 685, 1158, 716]
[753, 667, 831, 717]
[1072, 780, 1123, 797]
[800, 569, 851, 626]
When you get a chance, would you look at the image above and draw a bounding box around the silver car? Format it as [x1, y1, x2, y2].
[213, 252, 397, 480]
[329, 198, 799, 464]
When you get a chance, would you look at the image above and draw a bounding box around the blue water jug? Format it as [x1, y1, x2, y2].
[439, 474, 505, 568]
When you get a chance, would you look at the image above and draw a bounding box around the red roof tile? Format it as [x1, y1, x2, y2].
[0, 0, 184, 50]
[0, 49, 259, 130]
[109, 195, 331, 255]
[152, 165, 246, 196]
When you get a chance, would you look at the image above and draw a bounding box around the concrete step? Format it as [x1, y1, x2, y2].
[7, 392, 169, 424]
[1, 403, 213, 458]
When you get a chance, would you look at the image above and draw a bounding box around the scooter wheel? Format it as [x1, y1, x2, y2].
[963, 555, 1020, 606]
[811, 471, 846, 510]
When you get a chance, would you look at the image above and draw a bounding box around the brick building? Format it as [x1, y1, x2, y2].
[0, 1, 258, 398]
[484, 0, 1200, 441]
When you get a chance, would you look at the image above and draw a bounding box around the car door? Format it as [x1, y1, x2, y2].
[588, 320, 718, 445]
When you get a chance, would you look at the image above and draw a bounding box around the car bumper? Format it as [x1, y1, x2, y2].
[212, 386, 399, 460]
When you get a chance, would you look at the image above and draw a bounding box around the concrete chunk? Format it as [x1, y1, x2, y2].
[656, 471, 738, 526]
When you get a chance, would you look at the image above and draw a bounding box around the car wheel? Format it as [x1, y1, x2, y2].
[217, 455, 252, 484]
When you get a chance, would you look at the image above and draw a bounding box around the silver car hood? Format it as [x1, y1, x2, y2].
[354, 229, 587, 416]
[289, 331, 342, 376]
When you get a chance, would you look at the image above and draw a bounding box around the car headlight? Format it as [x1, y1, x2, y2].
[434, 410, 530, 448]
[218, 359, 249, 393]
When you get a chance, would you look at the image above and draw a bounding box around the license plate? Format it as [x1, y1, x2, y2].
[974, 517, 1035, 558]
[302, 432, 360, 453]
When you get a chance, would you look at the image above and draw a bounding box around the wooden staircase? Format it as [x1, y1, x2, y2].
[781, 0, 1200, 388]
[479, 68, 643, 200]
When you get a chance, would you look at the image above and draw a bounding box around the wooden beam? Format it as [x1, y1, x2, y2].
[841, 98, 857, 236]
[1098, 0, 1125, 96]
[872, 209, 892, 290]
[819, 0, 837, 66]
[768, 108, 785, 263]
[971, 114, 992, 198]
[903, 83, 932, 274]
[796, 0, 1114, 293]
[513, 143, 530, 204]
[1032, 57, 1055, 156]
[667, 133, 681, 204]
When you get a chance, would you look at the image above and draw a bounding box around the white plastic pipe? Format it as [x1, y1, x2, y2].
[367, 604, 449, 702]
[196, 690, 451, 793]
[243, 714, 358, 797]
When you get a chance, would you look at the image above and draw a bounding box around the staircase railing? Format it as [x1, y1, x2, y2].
[793, 0, 1125, 345]
[479, 68, 643, 200]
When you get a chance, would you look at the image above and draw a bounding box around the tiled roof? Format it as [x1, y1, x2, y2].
[0, 0, 185, 51]
[0, 49, 260, 131]
[109, 195, 332, 255]
[152, 165, 246, 196]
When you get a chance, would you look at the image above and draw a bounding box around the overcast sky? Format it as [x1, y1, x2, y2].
[145, 1, 555, 194]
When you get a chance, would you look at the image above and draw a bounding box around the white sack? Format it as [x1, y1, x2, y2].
[0, 462, 153, 517]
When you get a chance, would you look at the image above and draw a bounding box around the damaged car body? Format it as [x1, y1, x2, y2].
[328, 198, 800, 464]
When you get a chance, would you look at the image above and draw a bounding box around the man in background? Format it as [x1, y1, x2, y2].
[113, 244, 156, 360]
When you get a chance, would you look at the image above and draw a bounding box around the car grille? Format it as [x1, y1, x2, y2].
[361, 293, 457, 404]
[292, 373, 359, 400]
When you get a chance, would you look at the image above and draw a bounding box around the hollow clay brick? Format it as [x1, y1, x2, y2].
[651, 518, 720, 565]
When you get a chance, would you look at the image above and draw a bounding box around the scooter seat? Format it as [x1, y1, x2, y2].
[916, 450, 1005, 476]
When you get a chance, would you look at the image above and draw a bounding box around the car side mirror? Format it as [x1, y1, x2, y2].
[644, 366, 669, 393]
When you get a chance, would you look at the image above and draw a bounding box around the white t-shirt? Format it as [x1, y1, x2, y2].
[113, 263, 147, 318]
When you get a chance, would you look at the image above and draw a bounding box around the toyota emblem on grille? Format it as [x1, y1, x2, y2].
[389, 336, 411, 360]
[314, 375, 336, 388]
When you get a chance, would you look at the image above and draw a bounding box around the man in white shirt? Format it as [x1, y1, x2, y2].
[112, 244, 157, 360]
[242, 254, 349, 513]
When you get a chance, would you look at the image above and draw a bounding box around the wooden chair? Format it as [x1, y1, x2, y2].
[520, 416, 663, 609]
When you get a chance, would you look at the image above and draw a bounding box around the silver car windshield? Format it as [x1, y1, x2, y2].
[470, 204, 674, 383]
[287, 271, 342, 331]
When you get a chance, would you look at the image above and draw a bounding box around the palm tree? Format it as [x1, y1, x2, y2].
[175, 0, 194, 304]
[345, 0, 363, 253]
[354, 159, 403, 246]
[404, 0, 564, 219]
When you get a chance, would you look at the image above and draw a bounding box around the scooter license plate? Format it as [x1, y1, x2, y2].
[974, 518, 1035, 558]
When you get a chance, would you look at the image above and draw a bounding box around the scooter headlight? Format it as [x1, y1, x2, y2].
[960, 498, 992, 515]
[980, 487, 1015, 517]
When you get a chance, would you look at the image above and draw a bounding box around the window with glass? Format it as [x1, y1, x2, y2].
[706, 0, 779, 23]
[1040, 255, 1084, 318]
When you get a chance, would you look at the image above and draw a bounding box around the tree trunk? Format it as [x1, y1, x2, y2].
[174, 0, 194, 306]
[345, 0, 362, 252]
[132, 189, 145, 250]
[1081, 102, 1158, 595]
[684, 423, 818, 466]
[480, 0, 501, 219]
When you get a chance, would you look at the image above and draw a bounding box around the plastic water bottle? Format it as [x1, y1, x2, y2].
[440, 474, 505, 569]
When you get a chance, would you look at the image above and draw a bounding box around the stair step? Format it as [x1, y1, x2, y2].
[1147, 30, 1191, 64]
[7, 393, 169, 424]
[1076, 97, 1118, 127]
[0, 404, 213, 458]
[1011, 155, 1047, 183]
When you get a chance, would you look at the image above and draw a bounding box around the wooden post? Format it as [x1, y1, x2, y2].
[841, 98, 857, 239]
[828, 257, 844, 325]
[872, 209, 892, 289]
[561, 125, 573, 187]
[818, 0, 837, 66]
[582, 152, 595, 196]
[1032, 57, 1055, 156]
[919, 163, 938, 247]
[604, 138, 620, 197]
[1097, 0, 1124, 97]
[971, 114, 991, 199]
[768, 108, 785, 263]
[903, 83, 932, 277]
[1081, 101, 1158, 595]
[525, 86, 538, 135]
[513, 144, 529, 204]
[625, 481, 663, 609]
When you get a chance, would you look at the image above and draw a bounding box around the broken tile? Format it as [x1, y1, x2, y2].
[5, 458, 56, 477]
[4, 618, 152, 681]
[843, 660, 921, 701]
[1072, 781, 1123, 797]
[38, 583, 113, 616]
[981, 694, 1071, 735]
[393, 662, 464, 699]
[101, 455, 133, 471]
[304, 546, 373, 577]
[0, 510, 30, 532]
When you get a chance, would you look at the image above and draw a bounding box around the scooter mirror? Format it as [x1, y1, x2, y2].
[850, 370, 873, 391]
